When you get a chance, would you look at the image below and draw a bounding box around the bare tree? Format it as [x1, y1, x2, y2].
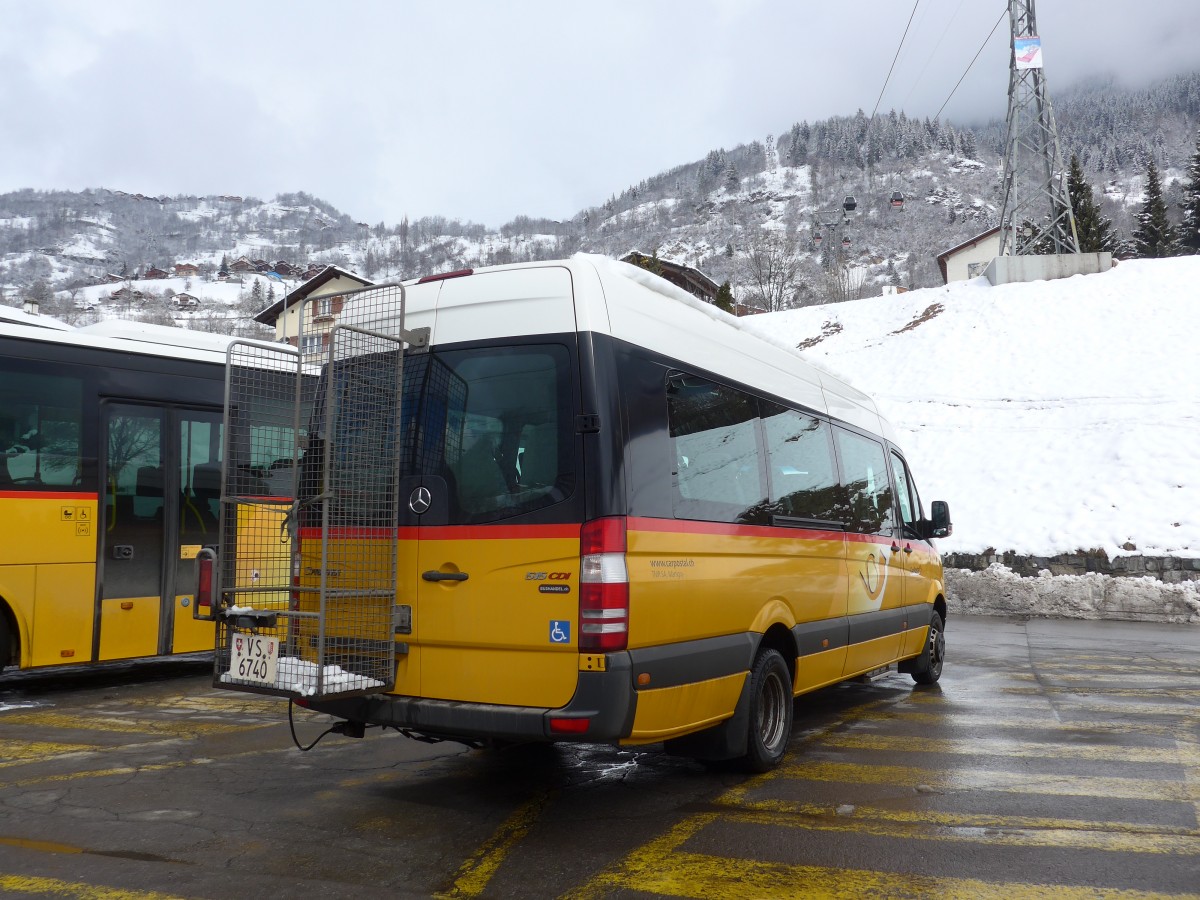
[738, 232, 804, 312]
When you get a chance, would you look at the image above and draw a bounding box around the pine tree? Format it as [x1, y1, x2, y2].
[714, 281, 734, 314]
[1131, 161, 1177, 258]
[1067, 155, 1116, 254]
[1179, 130, 1200, 255]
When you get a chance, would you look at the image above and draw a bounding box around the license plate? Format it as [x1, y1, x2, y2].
[230, 633, 279, 686]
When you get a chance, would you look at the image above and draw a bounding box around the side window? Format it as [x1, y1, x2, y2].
[833, 428, 896, 536]
[666, 374, 765, 524]
[890, 450, 923, 538]
[0, 364, 83, 489]
[760, 402, 841, 523]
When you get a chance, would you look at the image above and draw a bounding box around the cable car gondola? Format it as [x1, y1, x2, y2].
[812, 230, 823, 246]
[843, 195, 857, 212]
[841, 236, 851, 249]
[890, 191, 905, 210]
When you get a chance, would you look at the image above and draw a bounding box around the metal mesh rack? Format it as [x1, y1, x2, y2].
[214, 283, 423, 699]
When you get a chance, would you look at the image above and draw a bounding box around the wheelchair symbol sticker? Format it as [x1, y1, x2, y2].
[549, 620, 571, 644]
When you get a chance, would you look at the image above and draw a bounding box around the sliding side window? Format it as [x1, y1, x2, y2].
[667, 373, 765, 524]
[760, 403, 841, 526]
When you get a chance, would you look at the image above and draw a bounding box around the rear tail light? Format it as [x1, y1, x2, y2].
[579, 517, 628, 652]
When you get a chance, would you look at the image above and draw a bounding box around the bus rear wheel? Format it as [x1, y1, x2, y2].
[909, 611, 945, 685]
[738, 648, 793, 773]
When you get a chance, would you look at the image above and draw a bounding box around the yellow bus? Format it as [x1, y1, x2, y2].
[0, 318, 245, 670]
[203, 256, 952, 771]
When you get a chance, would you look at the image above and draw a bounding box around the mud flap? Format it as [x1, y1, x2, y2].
[662, 670, 753, 761]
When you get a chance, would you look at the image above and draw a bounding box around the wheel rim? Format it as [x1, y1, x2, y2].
[928, 623, 945, 675]
[757, 669, 789, 753]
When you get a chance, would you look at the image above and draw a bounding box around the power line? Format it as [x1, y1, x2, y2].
[870, 1, 923, 122]
[933, 6, 1007, 121]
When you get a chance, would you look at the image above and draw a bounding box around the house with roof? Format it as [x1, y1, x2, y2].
[621, 251, 720, 304]
[936, 227, 1001, 284]
[173, 263, 200, 278]
[142, 266, 170, 280]
[254, 265, 373, 358]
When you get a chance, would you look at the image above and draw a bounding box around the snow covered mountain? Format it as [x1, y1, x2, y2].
[2, 72, 1198, 325]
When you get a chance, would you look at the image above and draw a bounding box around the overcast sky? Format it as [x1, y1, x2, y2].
[3, 1, 1198, 228]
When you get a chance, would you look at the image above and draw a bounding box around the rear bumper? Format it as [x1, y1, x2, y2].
[300, 652, 635, 744]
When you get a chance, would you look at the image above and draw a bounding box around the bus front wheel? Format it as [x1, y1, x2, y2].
[738, 648, 793, 773]
[908, 611, 945, 685]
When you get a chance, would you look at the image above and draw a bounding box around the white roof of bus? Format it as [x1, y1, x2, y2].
[394, 254, 892, 441]
[0, 318, 232, 366]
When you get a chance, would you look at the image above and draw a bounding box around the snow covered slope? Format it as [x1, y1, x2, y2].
[743, 257, 1200, 561]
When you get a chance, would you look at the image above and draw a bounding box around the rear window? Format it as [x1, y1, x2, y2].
[436, 344, 575, 524]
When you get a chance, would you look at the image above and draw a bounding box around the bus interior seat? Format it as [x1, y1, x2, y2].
[456, 436, 508, 513]
[518, 424, 557, 489]
[135, 466, 164, 520]
[191, 463, 221, 522]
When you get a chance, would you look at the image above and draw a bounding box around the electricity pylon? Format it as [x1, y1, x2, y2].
[997, 0, 1079, 256]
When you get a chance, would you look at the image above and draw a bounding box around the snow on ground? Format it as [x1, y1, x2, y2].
[742, 256, 1200, 562]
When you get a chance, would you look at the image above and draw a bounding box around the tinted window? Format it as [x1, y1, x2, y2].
[667, 374, 765, 524]
[833, 428, 896, 536]
[761, 403, 841, 522]
[891, 450, 922, 538]
[0, 366, 83, 489]
[436, 345, 573, 524]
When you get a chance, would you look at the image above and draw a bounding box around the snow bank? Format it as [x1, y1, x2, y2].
[948, 565, 1200, 624]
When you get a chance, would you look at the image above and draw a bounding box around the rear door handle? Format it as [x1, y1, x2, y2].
[422, 570, 469, 582]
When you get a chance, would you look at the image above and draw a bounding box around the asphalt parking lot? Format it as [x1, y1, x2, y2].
[1, 614, 1198, 899]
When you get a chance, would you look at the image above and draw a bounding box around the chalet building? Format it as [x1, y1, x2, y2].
[301, 264, 324, 281]
[230, 256, 255, 274]
[254, 265, 372, 357]
[252, 259, 270, 273]
[273, 261, 296, 277]
[173, 293, 200, 309]
[142, 266, 169, 280]
[173, 263, 200, 278]
[621, 252, 720, 304]
[110, 286, 145, 303]
[937, 226, 1001, 284]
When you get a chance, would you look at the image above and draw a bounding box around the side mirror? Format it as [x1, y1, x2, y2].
[930, 500, 952, 539]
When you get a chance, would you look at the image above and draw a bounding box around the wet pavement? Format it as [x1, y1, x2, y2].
[0, 615, 1197, 898]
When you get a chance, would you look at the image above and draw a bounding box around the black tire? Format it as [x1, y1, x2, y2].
[737, 648, 793, 773]
[909, 611, 945, 685]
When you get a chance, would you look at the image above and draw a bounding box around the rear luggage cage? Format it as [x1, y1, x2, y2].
[210, 282, 427, 700]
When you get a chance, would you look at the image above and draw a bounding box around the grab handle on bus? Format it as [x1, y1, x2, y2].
[422, 570, 469, 582]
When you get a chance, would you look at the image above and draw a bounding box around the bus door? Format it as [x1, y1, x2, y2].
[98, 402, 222, 660]
[398, 344, 581, 710]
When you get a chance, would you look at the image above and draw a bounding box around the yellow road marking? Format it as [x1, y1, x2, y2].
[566, 846, 1200, 900]
[0, 711, 250, 737]
[859, 710, 1188, 737]
[0, 740, 101, 766]
[766, 759, 1194, 802]
[0, 873, 183, 899]
[436, 788, 557, 898]
[717, 800, 1200, 851]
[822, 732, 1197, 764]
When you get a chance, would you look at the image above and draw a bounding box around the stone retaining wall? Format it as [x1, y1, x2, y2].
[943, 551, 1200, 584]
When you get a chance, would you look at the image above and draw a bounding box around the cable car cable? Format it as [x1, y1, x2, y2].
[870, 0, 922, 122]
[933, 6, 1007, 122]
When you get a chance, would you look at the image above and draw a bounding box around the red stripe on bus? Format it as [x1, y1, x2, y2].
[628, 516, 849, 543]
[0, 491, 98, 501]
[298, 523, 580, 541]
[296, 518, 904, 546]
